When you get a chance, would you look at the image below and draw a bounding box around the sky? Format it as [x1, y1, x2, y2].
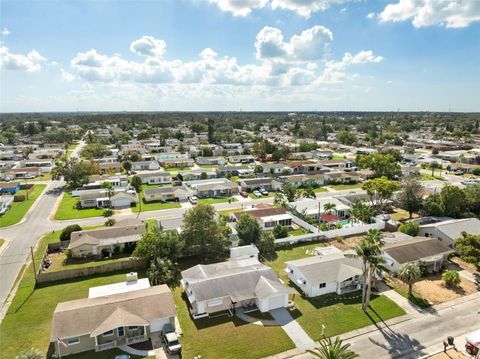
[0, 0, 479, 112]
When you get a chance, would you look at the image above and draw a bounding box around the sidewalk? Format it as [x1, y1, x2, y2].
[270, 308, 317, 352]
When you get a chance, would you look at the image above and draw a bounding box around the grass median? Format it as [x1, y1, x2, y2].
[0, 184, 46, 228]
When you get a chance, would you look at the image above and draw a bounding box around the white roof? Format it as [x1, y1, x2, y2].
[88, 278, 151, 298]
[260, 214, 293, 222]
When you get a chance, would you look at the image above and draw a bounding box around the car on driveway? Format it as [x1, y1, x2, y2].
[253, 190, 262, 197]
[162, 324, 181, 354]
[454, 170, 464, 175]
[240, 191, 248, 198]
[259, 188, 269, 196]
[189, 195, 198, 205]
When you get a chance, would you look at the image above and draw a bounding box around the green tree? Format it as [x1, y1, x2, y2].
[455, 232, 480, 267]
[200, 172, 208, 180]
[336, 130, 358, 146]
[362, 177, 400, 212]
[147, 258, 175, 285]
[236, 213, 262, 245]
[464, 184, 480, 215]
[273, 225, 289, 239]
[130, 175, 142, 193]
[122, 160, 132, 173]
[442, 270, 461, 287]
[60, 224, 82, 242]
[440, 184, 467, 218]
[308, 336, 358, 359]
[357, 153, 401, 179]
[351, 199, 374, 223]
[282, 182, 298, 203]
[257, 231, 275, 255]
[422, 193, 445, 216]
[429, 161, 440, 176]
[398, 221, 420, 236]
[323, 202, 337, 215]
[181, 204, 231, 258]
[302, 186, 316, 199]
[52, 158, 98, 188]
[133, 229, 184, 266]
[398, 262, 421, 295]
[397, 176, 424, 219]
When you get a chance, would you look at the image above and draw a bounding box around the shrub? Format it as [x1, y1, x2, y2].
[60, 224, 82, 242]
[105, 218, 116, 227]
[398, 221, 420, 236]
[113, 245, 121, 255]
[103, 209, 113, 217]
[63, 248, 73, 260]
[15, 347, 43, 359]
[335, 236, 344, 243]
[442, 270, 461, 287]
[273, 225, 289, 239]
[101, 248, 111, 258]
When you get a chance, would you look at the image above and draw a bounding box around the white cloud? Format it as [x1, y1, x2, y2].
[319, 50, 383, 83]
[0, 45, 46, 72]
[1, 27, 10, 36]
[209, 0, 269, 16]
[255, 25, 333, 61]
[209, 0, 352, 17]
[367, 12, 376, 19]
[377, 0, 480, 28]
[60, 68, 76, 81]
[130, 35, 167, 58]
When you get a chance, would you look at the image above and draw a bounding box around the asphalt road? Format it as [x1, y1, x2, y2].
[344, 293, 480, 358]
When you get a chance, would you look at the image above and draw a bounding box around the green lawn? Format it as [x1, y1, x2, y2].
[288, 227, 310, 236]
[54, 192, 105, 220]
[0, 231, 145, 359]
[197, 197, 237, 205]
[29, 173, 52, 182]
[419, 173, 444, 181]
[248, 192, 276, 199]
[197, 164, 221, 168]
[0, 184, 46, 227]
[265, 241, 406, 340]
[164, 167, 191, 172]
[67, 349, 151, 359]
[66, 143, 77, 158]
[332, 154, 347, 160]
[291, 291, 406, 340]
[329, 183, 363, 191]
[132, 200, 181, 213]
[173, 287, 295, 359]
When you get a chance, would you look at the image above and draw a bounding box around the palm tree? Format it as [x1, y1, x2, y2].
[398, 262, 421, 295]
[365, 254, 387, 308]
[101, 181, 114, 205]
[323, 202, 337, 215]
[351, 199, 374, 223]
[147, 258, 175, 285]
[273, 192, 288, 208]
[302, 186, 316, 199]
[308, 336, 358, 359]
[349, 239, 374, 311]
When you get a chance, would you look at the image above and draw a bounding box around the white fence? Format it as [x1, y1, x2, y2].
[320, 220, 385, 239]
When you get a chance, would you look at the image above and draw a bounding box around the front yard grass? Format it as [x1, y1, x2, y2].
[328, 183, 363, 191]
[288, 227, 310, 236]
[248, 192, 276, 199]
[0, 231, 143, 359]
[419, 173, 444, 181]
[291, 291, 406, 340]
[54, 192, 105, 220]
[0, 184, 46, 227]
[173, 287, 295, 359]
[132, 200, 181, 213]
[197, 197, 237, 205]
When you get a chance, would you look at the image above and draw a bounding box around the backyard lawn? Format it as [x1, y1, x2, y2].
[54, 192, 105, 220]
[0, 184, 46, 227]
[197, 197, 237, 205]
[328, 183, 363, 191]
[172, 287, 295, 359]
[0, 231, 143, 359]
[288, 227, 310, 236]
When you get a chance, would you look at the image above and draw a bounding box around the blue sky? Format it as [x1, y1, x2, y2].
[1, 0, 479, 112]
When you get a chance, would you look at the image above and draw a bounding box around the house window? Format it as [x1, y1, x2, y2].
[67, 337, 80, 345]
[103, 330, 114, 337]
[319, 283, 326, 288]
[117, 327, 125, 337]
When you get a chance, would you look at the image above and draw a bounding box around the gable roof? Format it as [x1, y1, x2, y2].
[383, 237, 454, 264]
[51, 284, 176, 341]
[421, 218, 480, 240]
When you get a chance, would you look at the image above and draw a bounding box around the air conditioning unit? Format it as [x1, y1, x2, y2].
[126, 272, 138, 282]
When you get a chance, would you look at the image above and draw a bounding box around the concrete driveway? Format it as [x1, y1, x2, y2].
[270, 307, 317, 352]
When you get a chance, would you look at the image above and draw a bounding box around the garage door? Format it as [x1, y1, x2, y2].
[150, 317, 170, 333]
[268, 295, 285, 311]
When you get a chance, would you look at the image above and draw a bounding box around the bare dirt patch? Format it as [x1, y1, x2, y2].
[330, 235, 363, 251]
[391, 273, 477, 305]
[448, 256, 479, 274]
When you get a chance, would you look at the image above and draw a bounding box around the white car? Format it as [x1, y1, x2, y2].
[253, 190, 262, 197]
[461, 179, 479, 186]
[189, 195, 198, 204]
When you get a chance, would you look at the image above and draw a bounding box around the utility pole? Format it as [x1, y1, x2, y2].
[31, 246, 37, 288]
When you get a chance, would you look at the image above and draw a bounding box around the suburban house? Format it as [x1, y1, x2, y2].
[155, 152, 189, 162]
[186, 178, 239, 198]
[239, 178, 282, 192]
[0, 196, 14, 215]
[79, 189, 138, 209]
[195, 156, 226, 166]
[291, 197, 351, 220]
[233, 206, 293, 230]
[288, 152, 314, 160]
[279, 174, 325, 188]
[178, 169, 217, 181]
[50, 280, 176, 356]
[0, 182, 20, 194]
[318, 159, 356, 171]
[285, 246, 363, 297]
[2, 167, 42, 180]
[228, 154, 255, 164]
[143, 185, 190, 203]
[323, 172, 357, 184]
[285, 161, 326, 175]
[381, 235, 454, 274]
[418, 218, 480, 247]
[138, 171, 172, 185]
[110, 192, 138, 208]
[98, 162, 122, 174]
[259, 163, 293, 175]
[181, 245, 296, 319]
[131, 160, 161, 171]
[20, 159, 54, 173]
[68, 219, 146, 258]
[161, 159, 195, 168]
[216, 165, 254, 178]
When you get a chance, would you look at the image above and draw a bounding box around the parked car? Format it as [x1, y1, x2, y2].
[466, 329, 480, 356]
[114, 355, 130, 359]
[240, 191, 248, 198]
[162, 324, 182, 354]
[461, 178, 479, 186]
[189, 195, 198, 205]
[259, 188, 269, 196]
[253, 190, 262, 197]
[454, 170, 464, 175]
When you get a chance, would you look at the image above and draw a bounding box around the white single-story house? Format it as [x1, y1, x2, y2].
[195, 156, 226, 166]
[418, 218, 480, 247]
[232, 207, 293, 230]
[0, 195, 14, 215]
[285, 246, 363, 297]
[181, 245, 296, 319]
[143, 185, 190, 202]
[290, 197, 351, 220]
[138, 171, 172, 185]
[131, 160, 161, 171]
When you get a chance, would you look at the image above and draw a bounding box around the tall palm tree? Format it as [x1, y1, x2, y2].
[349, 239, 374, 311]
[323, 203, 337, 215]
[302, 186, 316, 199]
[365, 254, 387, 308]
[398, 262, 421, 295]
[308, 337, 358, 359]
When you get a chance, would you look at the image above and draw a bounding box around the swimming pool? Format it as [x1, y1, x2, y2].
[339, 219, 363, 228]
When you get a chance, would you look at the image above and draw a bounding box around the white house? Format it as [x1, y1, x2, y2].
[138, 171, 172, 185]
[0, 196, 14, 215]
[285, 246, 363, 297]
[418, 218, 480, 247]
[181, 245, 296, 319]
[131, 160, 161, 171]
